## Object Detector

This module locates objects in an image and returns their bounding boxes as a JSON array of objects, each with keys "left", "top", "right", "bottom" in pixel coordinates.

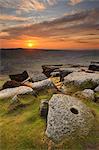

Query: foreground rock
[
  {"left": 9, "top": 70, "right": 33, "bottom": 82},
  {"left": 46, "top": 94, "right": 94, "bottom": 142},
  {"left": 42, "top": 64, "right": 87, "bottom": 81},
  {"left": 64, "top": 71, "right": 99, "bottom": 89},
  {"left": 94, "top": 85, "right": 99, "bottom": 92},
  {"left": 31, "top": 72, "right": 47, "bottom": 82},
  {"left": 88, "top": 62, "right": 99, "bottom": 71},
  {"left": 24, "top": 78, "right": 55, "bottom": 91},
  {"left": 42, "top": 65, "right": 62, "bottom": 77},
  {"left": 82, "top": 89, "right": 95, "bottom": 100},
  {"left": 0, "top": 86, "right": 34, "bottom": 100},
  {"left": 2, "top": 80, "right": 22, "bottom": 89},
  {"left": 74, "top": 89, "right": 95, "bottom": 101}
]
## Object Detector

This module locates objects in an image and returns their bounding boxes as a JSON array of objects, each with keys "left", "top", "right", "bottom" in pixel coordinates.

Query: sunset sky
[{"left": 0, "top": 0, "right": 99, "bottom": 49}]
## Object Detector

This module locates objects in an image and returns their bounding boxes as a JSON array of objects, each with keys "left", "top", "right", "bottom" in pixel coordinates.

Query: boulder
[
  {"left": 0, "top": 86, "right": 35, "bottom": 99},
  {"left": 64, "top": 71, "right": 99, "bottom": 89},
  {"left": 46, "top": 94, "right": 94, "bottom": 142},
  {"left": 24, "top": 79, "right": 55, "bottom": 91},
  {"left": 74, "top": 89, "right": 95, "bottom": 101},
  {"left": 81, "top": 89, "right": 95, "bottom": 101},
  {"left": 42, "top": 64, "right": 88, "bottom": 81},
  {"left": 94, "top": 86, "right": 99, "bottom": 92},
  {"left": 42, "top": 65, "right": 62, "bottom": 77},
  {"left": 59, "top": 67, "right": 81, "bottom": 81},
  {"left": 88, "top": 62, "right": 99, "bottom": 71},
  {"left": 40, "top": 100, "right": 49, "bottom": 119},
  {"left": 9, "top": 71, "right": 33, "bottom": 82},
  {"left": 31, "top": 72, "right": 47, "bottom": 82},
  {"left": 2, "top": 80, "right": 22, "bottom": 89}
]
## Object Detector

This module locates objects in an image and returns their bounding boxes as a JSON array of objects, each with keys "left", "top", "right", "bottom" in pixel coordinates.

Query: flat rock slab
[
  {"left": 24, "top": 78, "right": 55, "bottom": 91},
  {"left": 46, "top": 94, "right": 94, "bottom": 142},
  {"left": 0, "top": 86, "right": 34, "bottom": 99},
  {"left": 64, "top": 71, "right": 99, "bottom": 89}
]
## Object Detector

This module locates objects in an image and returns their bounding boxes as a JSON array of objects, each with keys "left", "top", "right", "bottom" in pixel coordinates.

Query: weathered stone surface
[
  {"left": 46, "top": 94, "right": 94, "bottom": 142},
  {"left": 0, "top": 86, "right": 34, "bottom": 99},
  {"left": 40, "top": 100, "right": 49, "bottom": 119},
  {"left": 64, "top": 72, "right": 99, "bottom": 89},
  {"left": 50, "top": 72, "right": 60, "bottom": 77},
  {"left": 42, "top": 64, "right": 86, "bottom": 79},
  {"left": 31, "top": 72, "right": 47, "bottom": 82},
  {"left": 94, "top": 86, "right": 99, "bottom": 92},
  {"left": 81, "top": 89, "right": 95, "bottom": 100},
  {"left": 24, "top": 79, "right": 55, "bottom": 91},
  {"left": 2, "top": 80, "right": 22, "bottom": 89},
  {"left": 88, "top": 62, "right": 99, "bottom": 71},
  {"left": 9, "top": 71, "right": 31, "bottom": 82},
  {"left": 74, "top": 89, "right": 95, "bottom": 101},
  {"left": 42, "top": 65, "right": 62, "bottom": 77}
]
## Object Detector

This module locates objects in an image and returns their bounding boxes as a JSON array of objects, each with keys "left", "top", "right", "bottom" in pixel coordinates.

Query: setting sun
[
  {"left": 28, "top": 42, "right": 33, "bottom": 48},
  {"left": 26, "top": 40, "right": 38, "bottom": 48}
]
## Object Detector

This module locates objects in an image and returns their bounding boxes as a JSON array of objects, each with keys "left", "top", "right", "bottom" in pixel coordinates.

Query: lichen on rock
[
  {"left": 46, "top": 94, "right": 95, "bottom": 143},
  {"left": 64, "top": 71, "right": 99, "bottom": 90}
]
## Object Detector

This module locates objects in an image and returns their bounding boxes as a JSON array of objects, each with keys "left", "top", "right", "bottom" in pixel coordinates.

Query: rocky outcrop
[
  {"left": 74, "top": 89, "right": 95, "bottom": 101},
  {"left": 31, "top": 72, "right": 47, "bottom": 82},
  {"left": 42, "top": 65, "right": 62, "bottom": 77},
  {"left": 42, "top": 64, "right": 87, "bottom": 81},
  {"left": 24, "top": 78, "right": 55, "bottom": 91},
  {"left": 64, "top": 71, "right": 99, "bottom": 89},
  {"left": 9, "top": 71, "right": 33, "bottom": 82},
  {"left": 0, "top": 86, "right": 34, "bottom": 99},
  {"left": 94, "top": 85, "right": 99, "bottom": 92},
  {"left": 2, "top": 80, "right": 22, "bottom": 89},
  {"left": 88, "top": 62, "right": 99, "bottom": 71},
  {"left": 82, "top": 89, "right": 95, "bottom": 100},
  {"left": 46, "top": 94, "right": 94, "bottom": 142}
]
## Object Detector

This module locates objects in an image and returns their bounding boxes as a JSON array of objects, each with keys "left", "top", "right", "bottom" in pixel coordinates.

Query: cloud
[
  {"left": 1, "top": 8, "right": 99, "bottom": 40},
  {"left": 47, "top": 0, "right": 57, "bottom": 5},
  {"left": 20, "top": 0, "right": 46, "bottom": 12},
  {"left": 0, "top": 0, "right": 46, "bottom": 12},
  {"left": 0, "top": 15, "right": 28, "bottom": 22},
  {"left": 69, "top": 0, "right": 83, "bottom": 5},
  {"left": 0, "top": 0, "right": 59, "bottom": 14}
]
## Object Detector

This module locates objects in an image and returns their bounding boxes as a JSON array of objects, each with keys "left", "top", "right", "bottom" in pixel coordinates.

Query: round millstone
[{"left": 46, "top": 94, "right": 95, "bottom": 142}]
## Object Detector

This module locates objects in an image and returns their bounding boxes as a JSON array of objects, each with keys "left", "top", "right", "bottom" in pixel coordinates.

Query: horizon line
[{"left": 0, "top": 48, "right": 99, "bottom": 51}]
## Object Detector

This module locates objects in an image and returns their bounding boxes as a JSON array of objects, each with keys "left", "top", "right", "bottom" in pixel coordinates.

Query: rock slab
[
  {"left": 46, "top": 94, "right": 94, "bottom": 142},
  {"left": 64, "top": 71, "right": 99, "bottom": 89}
]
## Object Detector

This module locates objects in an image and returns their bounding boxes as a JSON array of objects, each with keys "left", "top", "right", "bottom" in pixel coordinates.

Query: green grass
[{"left": 0, "top": 80, "right": 99, "bottom": 150}]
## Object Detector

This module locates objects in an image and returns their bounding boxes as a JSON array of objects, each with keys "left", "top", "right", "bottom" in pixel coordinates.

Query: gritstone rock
[
  {"left": 64, "top": 71, "right": 99, "bottom": 89},
  {"left": 74, "top": 89, "right": 95, "bottom": 101},
  {"left": 94, "top": 85, "right": 99, "bottom": 92},
  {"left": 46, "top": 94, "right": 94, "bottom": 142}
]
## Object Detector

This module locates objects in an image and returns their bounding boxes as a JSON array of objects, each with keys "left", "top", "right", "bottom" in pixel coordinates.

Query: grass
[{"left": 0, "top": 80, "right": 99, "bottom": 150}]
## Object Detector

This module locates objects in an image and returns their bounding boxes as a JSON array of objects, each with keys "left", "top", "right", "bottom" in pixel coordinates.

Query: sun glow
[
  {"left": 28, "top": 42, "right": 33, "bottom": 48},
  {"left": 26, "top": 40, "right": 37, "bottom": 48}
]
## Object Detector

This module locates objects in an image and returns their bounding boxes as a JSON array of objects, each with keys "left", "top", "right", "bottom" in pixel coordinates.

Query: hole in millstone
[{"left": 70, "top": 107, "right": 79, "bottom": 114}]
